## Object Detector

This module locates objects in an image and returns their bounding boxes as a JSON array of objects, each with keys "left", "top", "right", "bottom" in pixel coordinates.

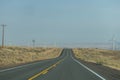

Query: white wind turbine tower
[
  {"left": 109, "top": 35, "right": 116, "bottom": 50},
  {"left": 112, "top": 35, "right": 116, "bottom": 50}
]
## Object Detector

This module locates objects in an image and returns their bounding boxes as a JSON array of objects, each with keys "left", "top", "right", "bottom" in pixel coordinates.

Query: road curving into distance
[{"left": 0, "top": 49, "right": 106, "bottom": 80}]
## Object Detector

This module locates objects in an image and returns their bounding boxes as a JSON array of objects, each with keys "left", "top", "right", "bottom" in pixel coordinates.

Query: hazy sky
[{"left": 0, "top": 0, "right": 120, "bottom": 46}]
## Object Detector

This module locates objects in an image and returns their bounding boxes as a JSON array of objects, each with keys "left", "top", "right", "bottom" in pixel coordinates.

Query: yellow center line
[{"left": 28, "top": 58, "right": 65, "bottom": 80}]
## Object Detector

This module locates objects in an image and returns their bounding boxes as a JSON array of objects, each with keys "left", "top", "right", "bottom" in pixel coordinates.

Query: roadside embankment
[
  {"left": 73, "top": 48, "right": 120, "bottom": 70},
  {"left": 0, "top": 46, "right": 62, "bottom": 68},
  {"left": 73, "top": 48, "right": 120, "bottom": 80}
]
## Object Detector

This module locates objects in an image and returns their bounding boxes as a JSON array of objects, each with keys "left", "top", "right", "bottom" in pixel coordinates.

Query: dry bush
[
  {"left": 73, "top": 48, "right": 120, "bottom": 70},
  {"left": 0, "top": 47, "right": 62, "bottom": 68}
]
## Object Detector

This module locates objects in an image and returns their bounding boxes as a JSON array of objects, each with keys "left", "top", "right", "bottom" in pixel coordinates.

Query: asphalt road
[{"left": 0, "top": 49, "right": 106, "bottom": 80}]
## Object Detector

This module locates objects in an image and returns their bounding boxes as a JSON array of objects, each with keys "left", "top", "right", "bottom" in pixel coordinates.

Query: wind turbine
[
  {"left": 109, "top": 35, "right": 116, "bottom": 50},
  {"left": 112, "top": 35, "right": 116, "bottom": 50}
]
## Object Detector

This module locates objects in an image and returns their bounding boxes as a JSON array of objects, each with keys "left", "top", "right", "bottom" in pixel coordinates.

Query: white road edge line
[
  {"left": 0, "top": 60, "right": 48, "bottom": 73},
  {"left": 0, "top": 49, "right": 64, "bottom": 73},
  {"left": 71, "top": 54, "right": 106, "bottom": 80}
]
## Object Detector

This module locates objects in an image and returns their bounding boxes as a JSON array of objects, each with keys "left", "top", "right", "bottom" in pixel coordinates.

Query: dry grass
[
  {"left": 0, "top": 46, "right": 62, "bottom": 68},
  {"left": 73, "top": 48, "right": 120, "bottom": 70}
]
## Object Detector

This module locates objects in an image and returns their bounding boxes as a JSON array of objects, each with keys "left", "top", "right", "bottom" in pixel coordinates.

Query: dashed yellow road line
[{"left": 28, "top": 59, "right": 65, "bottom": 80}]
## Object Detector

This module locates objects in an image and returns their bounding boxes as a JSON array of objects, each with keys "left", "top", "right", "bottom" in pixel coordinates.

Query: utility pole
[{"left": 1, "top": 24, "right": 7, "bottom": 48}]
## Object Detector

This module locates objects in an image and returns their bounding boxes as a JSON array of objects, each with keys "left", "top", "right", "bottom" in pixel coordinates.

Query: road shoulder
[{"left": 74, "top": 57, "right": 120, "bottom": 80}]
